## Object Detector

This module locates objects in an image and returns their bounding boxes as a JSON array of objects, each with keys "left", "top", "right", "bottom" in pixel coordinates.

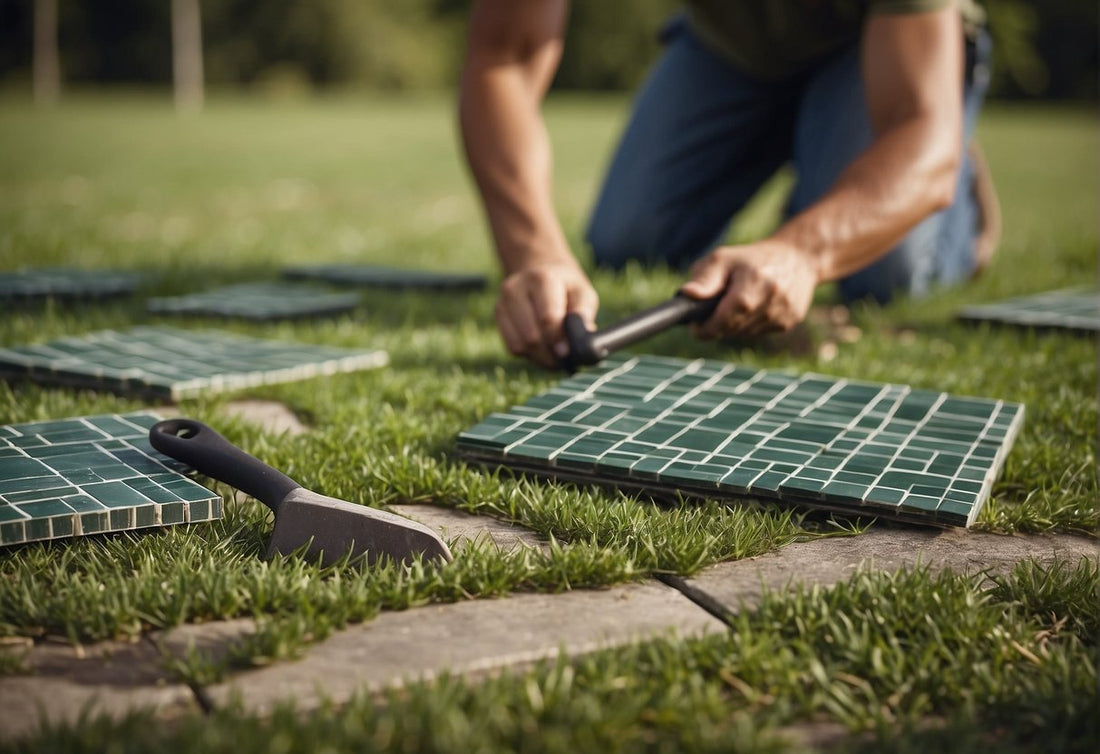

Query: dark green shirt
[{"left": 685, "top": 0, "right": 984, "bottom": 80}]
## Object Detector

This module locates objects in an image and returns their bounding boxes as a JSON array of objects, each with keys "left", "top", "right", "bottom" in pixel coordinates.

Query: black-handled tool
[
  {"left": 150, "top": 418, "right": 453, "bottom": 567},
  {"left": 561, "top": 292, "right": 721, "bottom": 372}
]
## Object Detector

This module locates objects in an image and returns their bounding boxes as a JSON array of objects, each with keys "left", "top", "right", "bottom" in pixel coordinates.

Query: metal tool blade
[{"left": 266, "top": 488, "right": 453, "bottom": 567}]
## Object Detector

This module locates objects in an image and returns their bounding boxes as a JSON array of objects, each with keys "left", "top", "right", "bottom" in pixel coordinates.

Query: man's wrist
[
  {"left": 498, "top": 236, "right": 577, "bottom": 276},
  {"left": 771, "top": 224, "right": 830, "bottom": 284}
]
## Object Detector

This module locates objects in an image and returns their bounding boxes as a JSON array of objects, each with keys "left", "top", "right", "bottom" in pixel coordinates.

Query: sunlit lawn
[{"left": 0, "top": 93, "right": 1095, "bottom": 752}]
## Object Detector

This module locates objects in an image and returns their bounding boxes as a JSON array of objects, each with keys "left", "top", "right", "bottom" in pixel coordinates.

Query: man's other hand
[
  {"left": 496, "top": 260, "right": 599, "bottom": 368},
  {"left": 680, "top": 240, "right": 820, "bottom": 339}
]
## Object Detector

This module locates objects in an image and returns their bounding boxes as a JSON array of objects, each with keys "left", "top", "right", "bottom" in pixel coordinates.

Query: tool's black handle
[
  {"left": 150, "top": 418, "right": 300, "bottom": 514},
  {"left": 562, "top": 292, "right": 721, "bottom": 371}
]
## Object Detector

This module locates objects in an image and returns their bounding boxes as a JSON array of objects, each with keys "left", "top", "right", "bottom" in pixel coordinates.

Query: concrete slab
[
  {"left": 682, "top": 526, "right": 1098, "bottom": 615},
  {"left": 0, "top": 637, "right": 198, "bottom": 742},
  {"left": 388, "top": 504, "right": 547, "bottom": 552},
  {"left": 204, "top": 580, "right": 724, "bottom": 715},
  {"left": 154, "top": 618, "right": 257, "bottom": 667},
  {"left": 222, "top": 399, "right": 308, "bottom": 436}
]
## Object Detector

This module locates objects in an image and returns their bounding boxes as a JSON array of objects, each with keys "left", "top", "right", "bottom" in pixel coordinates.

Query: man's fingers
[
  {"left": 698, "top": 266, "right": 763, "bottom": 338},
  {"left": 565, "top": 283, "right": 600, "bottom": 331},
  {"left": 680, "top": 254, "right": 728, "bottom": 300},
  {"left": 529, "top": 276, "right": 568, "bottom": 343},
  {"left": 497, "top": 288, "right": 555, "bottom": 367},
  {"left": 495, "top": 306, "right": 524, "bottom": 356}
]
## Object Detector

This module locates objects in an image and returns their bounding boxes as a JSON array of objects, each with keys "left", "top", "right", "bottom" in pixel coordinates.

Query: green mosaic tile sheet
[
  {"left": 0, "top": 412, "right": 221, "bottom": 547},
  {"left": 148, "top": 282, "right": 360, "bottom": 321},
  {"left": 958, "top": 287, "right": 1099, "bottom": 334},
  {"left": 0, "top": 268, "right": 140, "bottom": 303},
  {"left": 456, "top": 355, "right": 1025, "bottom": 528},
  {"left": 284, "top": 264, "right": 487, "bottom": 292},
  {"left": 0, "top": 326, "right": 388, "bottom": 401}
]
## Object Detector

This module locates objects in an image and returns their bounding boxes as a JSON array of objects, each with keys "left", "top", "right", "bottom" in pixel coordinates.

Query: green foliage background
[{"left": 0, "top": 0, "right": 1095, "bottom": 98}]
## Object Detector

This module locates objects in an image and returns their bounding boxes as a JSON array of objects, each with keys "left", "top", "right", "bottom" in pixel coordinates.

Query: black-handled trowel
[
  {"left": 149, "top": 418, "right": 453, "bottom": 567},
  {"left": 560, "top": 292, "right": 721, "bottom": 373}
]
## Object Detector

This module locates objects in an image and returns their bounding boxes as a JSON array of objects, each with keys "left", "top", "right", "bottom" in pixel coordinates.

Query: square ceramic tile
[
  {"left": 0, "top": 326, "right": 388, "bottom": 401},
  {"left": 958, "top": 287, "right": 1099, "bottom": 334},
  {"left": 0, "top": 412, "right": 221, "bottom": 547},
  {"left": 284, "top": 264, "right": 487, "bottom": 292},
  {"left": 0, "top": 268, "right": 140, "bottom": 303},
  {"left": 456, "top": 355, "right": 1025, "bottom": 527},
  {"left": 148, "top": 282, "right": 359, "bottom": 321}
]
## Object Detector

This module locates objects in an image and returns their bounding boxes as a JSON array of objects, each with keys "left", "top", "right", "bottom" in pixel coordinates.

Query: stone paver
[
  {"left": 154, "top": 618, "right": 257, "bottom": 668},
  {"left": 388, "top": 504, "right": 547, "bottom": 552},
  {"left": 2, "top": 524, "right": 1094, "bottom": 739},
  {"left": 682, "top": 526, "right": 1098, "bottom": 614},
  {"left": 0, "top": 637, "right": 199, "bottom": 742},
  {"left": 204, "top": 581, "right": 724, "bottom": 715},
  {"left": 222, "top": 399, "right": 309, "bottom": 436}
]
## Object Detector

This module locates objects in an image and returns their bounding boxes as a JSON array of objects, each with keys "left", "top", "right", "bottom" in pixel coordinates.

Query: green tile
[
  {"left": 25, "top": 517, "right": 51, "bottom": 541},
  {"left": 81, "top": 511, "right": 108, "bottom": 534},
  {"left": 124, "top": 478, "right": 178, "bottom": 504},
  {"left": 161, "top": 502, "right": 186, "bottom": 526},
  {"left": 85, "top": 481, "right": 151, "bottom": 508},
  {"left": 0, "top": 456, "right": 54, "bottom": 480},
  {"left": 719, "top": 467, "right": 764, "bottom": 494},
  {"left": 134, "top": 504, "right": 157, "bottom": 528},
  {"left": 749, "top": 447, "right": 813, "bottom": 466},
  {"left": 455, "top": 354, "right": 1023, "bottom": 528},
  {"left": 148, "top": 282, "right": 360, "bottom": 321},
  {"left": 0, "top": 506, "right": 25, "bottom": 524},
  {"left": 0, "top": 326, "right": 387, "bottom": 400},
  {"left": 0, "top": 412, "right": 221, "bottom": 547},
  {"left": 750, "top": 470, "right": 792, "bottom": 493},
  {"left": 867, "top": 487, "right": 907, "bottom": 505},
  {"left": 62, "top": 494, "right": 105, "bottom": 513},
  {"left": 958, "top": 288, "right": 1099, "bottom": 334},
  {"left": 0, "top": 521, "right": 25, "bottom": 544},
  {"left": 50, "top": 515, "right": 75, "bottom": 538},
  {"left": 0, "top": 475, "right": 61, "bottom": 496},
  {"left": 188, "top": 499, "right": 211, "bottom": 522},
  {"left": 899, "top": 494, "right": 941, "bottom": 513},
  {"left": 284, "top": 264, "right": 486, "bottom": 291},
  {"left": 937, "top": 500, "right": 974, "bottom": 521},
  {"left": 630, "top": 456, "right": 671, "bottom": 480},
  {"left": 109, "top": 509, "right": 131, "bottom": 529},
  {"left": 0, "top": 268, "right": 140, "bottom": 302},
  {"left": 779, "top": 476, "right": 827, "bottom": 499}
]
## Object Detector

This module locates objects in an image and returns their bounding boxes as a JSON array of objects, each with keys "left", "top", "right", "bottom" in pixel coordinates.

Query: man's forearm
[
  {"left": 774, "top": 8, "right": 963, "bottom": 285},
  {"left": 773, "top": 113, "right": 960, "bottom": 283},
  {"left": 459, "top": 65, "right": 573, "bottom": 274}
]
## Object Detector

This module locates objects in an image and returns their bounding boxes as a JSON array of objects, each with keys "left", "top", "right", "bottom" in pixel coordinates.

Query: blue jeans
[{"left": 586, "top": 17, "right": 993, "bottom": 304}]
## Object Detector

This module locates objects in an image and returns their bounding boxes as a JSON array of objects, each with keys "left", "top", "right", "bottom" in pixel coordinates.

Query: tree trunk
[
  {"left": 33, "top": 0, "right": 60, "bottom": 106},
  {"left": 171, "top": 0, "right": 204, "bottom": 113}
]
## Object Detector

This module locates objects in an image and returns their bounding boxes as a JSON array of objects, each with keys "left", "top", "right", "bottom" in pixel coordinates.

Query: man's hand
[
  {"left": 496, "top": 260, "right": 599, "bottom": 368},
  {"left": 680, "top": 239, "right": 820, "bottom": 339}
]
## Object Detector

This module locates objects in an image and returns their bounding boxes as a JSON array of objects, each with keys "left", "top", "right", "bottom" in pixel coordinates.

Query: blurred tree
[
  {"left": 171, "top": 0, "right": 203, "bottom": 111},
  {"left": 33, "top": 0, "right": 60, "bottom": 104},
  {"left": 0, "top": 0, "right": 1094, "bottom": 99}
]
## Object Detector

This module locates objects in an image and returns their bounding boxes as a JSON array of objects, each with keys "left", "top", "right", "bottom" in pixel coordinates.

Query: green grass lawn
[{"left": 0, "top": 94, "right": 1096, "bottom": 751}]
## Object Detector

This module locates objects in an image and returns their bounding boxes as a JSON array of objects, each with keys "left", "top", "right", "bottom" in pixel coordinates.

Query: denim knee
[
  {"left": 837, "top": 216, "right": 938, "bottom": 304},
  {"left": 587, "top": 208, "right": 675, "bottom": 270},
  {"left": 587, "top": 213, "right": 647, "bottom": 270}
]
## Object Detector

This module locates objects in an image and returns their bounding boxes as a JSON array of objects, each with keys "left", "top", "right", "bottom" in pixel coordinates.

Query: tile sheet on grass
[
  {"left": 148, "top": 282, "right": 360, "bottom": 321},
  {"left": 0, "top": 412, "right": 221, "bottom": 547},
  {"left": 0, "top": 268, "right": 140, "bottom": 303},
  {"left": 958, "top": 287, "right": 1099, "bottom": 334},
  {"left": 456, "top": 355, "right": 1025, "bottom": 527},
  {"left": 284, "top": 264, "right": 487, "bottom": 292},
  {"left": 0, "top": 326, "right": 388, "bottom": 401}
]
